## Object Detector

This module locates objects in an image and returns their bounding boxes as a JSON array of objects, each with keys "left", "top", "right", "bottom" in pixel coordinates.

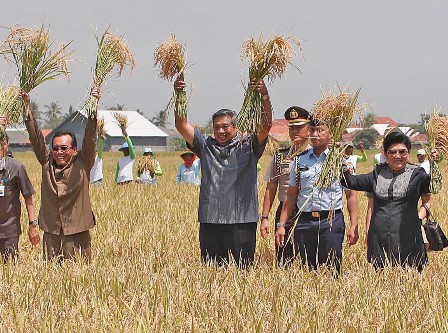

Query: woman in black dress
[{"left": 341, "top": 131, "right": 431, "bottom": 271}]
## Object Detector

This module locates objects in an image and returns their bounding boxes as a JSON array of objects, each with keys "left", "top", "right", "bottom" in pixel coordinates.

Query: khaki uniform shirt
[
  {"left": 0, "top": 157, "right": 35, "bottom": 238},
  {"left": 25, "top": 115, "right": 97, "bottom": 235}
]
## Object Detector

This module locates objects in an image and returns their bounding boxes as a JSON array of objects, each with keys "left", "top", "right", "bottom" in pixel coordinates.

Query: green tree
[
  {"left": 151, "top": 110, "right": 169, "bottom": 127},
  {"left": 353, "top": 128, "right": 379, "bottom": 149},
  {"left": 169, "top": 137, "right": 186, "bottom": 151},
  {"left": 362, "top": 112, "right": 376, "bottom": 128},
  {"left": 68, "top": 105, "right": 75, "bottom": 115},
  {"left": 30, "top": 100, "right": 44, "bottom": 127},
  {"left": 109, "top": 104, "right": 125, "bottom": 111},
  {"left": 196, "top": 119, "right": 213, "bottom": 135},
  {"left": 44, "top": 101, "right": 63, "bottom": 129}
]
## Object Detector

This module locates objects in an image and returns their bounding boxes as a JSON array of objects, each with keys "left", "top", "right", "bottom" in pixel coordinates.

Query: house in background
[
  {"left": 46, "top": 110, "right": 169, "bottom": 152},
  {"left": 6, "top": 125, "right": 52, "bottom": 152}
]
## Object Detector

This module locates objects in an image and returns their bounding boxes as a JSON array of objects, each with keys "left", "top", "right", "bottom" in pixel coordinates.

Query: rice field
[{"left": 2, "top": 149, "right": 448, "bottom": 332}]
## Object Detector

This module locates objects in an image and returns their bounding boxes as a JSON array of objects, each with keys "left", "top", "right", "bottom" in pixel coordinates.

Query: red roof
[
  {"left": 374, "top": 116, "right": 398, "bottom": 127},
  {"left": 269, "top": 119, "right": 289, "bottom": 142}
]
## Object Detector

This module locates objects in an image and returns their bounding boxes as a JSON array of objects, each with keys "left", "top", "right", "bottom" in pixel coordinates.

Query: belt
[{"left": 301, "top": 209, "right": 342, "bottom": 219}]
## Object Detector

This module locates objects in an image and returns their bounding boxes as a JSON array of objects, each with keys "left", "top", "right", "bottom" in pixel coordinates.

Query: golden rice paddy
[{"left": 2, "top": 150, "right": 448, "bottom": 332}]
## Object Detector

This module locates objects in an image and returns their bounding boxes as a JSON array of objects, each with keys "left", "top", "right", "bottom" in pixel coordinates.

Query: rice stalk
[
  {"left": 0, "top": 84, "right": 21, "bottom": 142},
  {"left": 137, "top": 155, "right": 156, "bottom": 177},
  {"left": 82, "top": 27, "right": 135, "bottom": 118},
  {"left": 112, "top": 111, "right": 128, "bottom": 132},
  {"left": 154, "top": 35, "right": 188, "bottom": 118},
  {"left": 97, "top": 118, "right": 106, "bottom": 139},
  {"left": 312, "top": 86, "right": 364, "bottom": 188},
  {"left": 238, "top": 34, "right": 302, "bottom": 134},
  {"left": 423, "top": 108, "right": 448, "bottom": 193},
  {"left": 0, "top": 24, "right": 72, "bottom": 116}
]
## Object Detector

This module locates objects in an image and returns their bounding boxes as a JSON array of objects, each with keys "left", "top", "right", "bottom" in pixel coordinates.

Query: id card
[{"left": 0, "top": 185, "right": 4, "bottom": 197}]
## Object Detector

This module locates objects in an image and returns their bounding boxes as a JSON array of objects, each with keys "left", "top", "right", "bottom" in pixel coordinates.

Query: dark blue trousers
[{"left": 294, "top": 211, "right": 345, "bottom": 274}]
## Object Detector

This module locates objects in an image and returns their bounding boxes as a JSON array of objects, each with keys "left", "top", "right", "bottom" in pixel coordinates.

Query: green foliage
[
  {"left": 353, "top": 128, "right": 379, "bottom": 149},
  {"left": 151, "top": 110, "right": 169, "bottom": 127},
  {"left": 43, "top": 101, "right": 63, "bottom": 129},
  {"left": 169, "top": 137, "right": 186, "bottom": 151}
]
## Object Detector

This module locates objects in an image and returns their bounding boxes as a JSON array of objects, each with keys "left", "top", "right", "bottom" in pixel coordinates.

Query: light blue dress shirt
[{"left": 289, "top": 148, "right": 343, "bottom": 212}]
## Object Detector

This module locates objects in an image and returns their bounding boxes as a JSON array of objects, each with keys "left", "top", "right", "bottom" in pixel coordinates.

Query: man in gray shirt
[
  {"left": 0, "top": 117, "right": 40, "bottom": 262},
  {"left": 174, "top": 78, "right": 272, "bottom": 267}
]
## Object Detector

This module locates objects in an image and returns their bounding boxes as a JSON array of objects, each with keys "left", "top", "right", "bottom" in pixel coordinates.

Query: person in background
[
  {"left": 90, "top": 131, "right": 105, "bottom": 186},
  {"left": 137, "top": 147, "right": 163, "bottom": 185},
  {"left": 260, "top": 106, "right": 310, "bottom": 265},
  {"left": 115, "top": 128, "right": 135, "bottom": 185},
  {"left": 174, "top": 77, "right": 271, "bottom": 268},
  {"left": 342, "top": 141, "right": 367, "bottom": 173},
  {"left": 416, "top": 148, "right": 430, "bottom": 174},
  {"left": 342, "top": 131, "right": 430, "bottom": 271},
  {"left": 176, "top": 149, "right": 200, "bottom": 185},
  {"left": 0, "top": 117, "right": 39, "bottom": 262},
  {"left": 276, "top": 118, "right": 359, "bottom": 275},
  {"left": 22, "top": 87, "right": 101, "bottom": 261}
]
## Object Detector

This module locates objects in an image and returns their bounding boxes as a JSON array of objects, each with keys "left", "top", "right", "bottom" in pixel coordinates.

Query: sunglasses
[
  {"left": 386, "top": 149, "right": 408, "bottom": 156},
  {"left": 52, "top": 145, "right": 72, "bottom": 152}
]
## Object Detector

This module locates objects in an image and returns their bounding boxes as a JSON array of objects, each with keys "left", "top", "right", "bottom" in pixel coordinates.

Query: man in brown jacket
[{"left": 21, "top": 88, "right": 101, "bottom": 261}]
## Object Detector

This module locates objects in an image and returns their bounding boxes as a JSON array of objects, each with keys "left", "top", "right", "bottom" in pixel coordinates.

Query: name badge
[{"left": 0, "top": 185, "right": 4, "bottom": 197}]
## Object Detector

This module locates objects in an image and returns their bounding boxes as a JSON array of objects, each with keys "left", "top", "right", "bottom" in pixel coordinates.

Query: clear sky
[{"left": 1, "top": 0, "right": 447, "bottom": 127}]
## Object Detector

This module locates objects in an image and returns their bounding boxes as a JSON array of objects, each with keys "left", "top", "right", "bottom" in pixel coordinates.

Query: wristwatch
[{"left": 29, "top": 220, "right": 38, "bottom": 226}]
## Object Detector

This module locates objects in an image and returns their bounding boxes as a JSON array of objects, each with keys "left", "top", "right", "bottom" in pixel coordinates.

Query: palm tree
[
  {"left": 30, "top": 100, "right": 44, "bottom": 127},
  {"left": 150, "top": 110, "right": 169, "bottom": 127},
  {"left": 44, "top": 101, "right": 63, "bottom": 129},
  {"left": 108, "top": 103, "right": 125, "bottom": 111}
]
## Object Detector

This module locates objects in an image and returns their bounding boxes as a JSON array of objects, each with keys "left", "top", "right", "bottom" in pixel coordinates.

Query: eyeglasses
[
  {"left": 213, "top": 124, "right": 233, "bottom": 131},
  {"left": 52, "top": 145, "right": 72, "bottom": 152},
  {"left": 387, "top": 149, "right": 408, "bottom": 156}
]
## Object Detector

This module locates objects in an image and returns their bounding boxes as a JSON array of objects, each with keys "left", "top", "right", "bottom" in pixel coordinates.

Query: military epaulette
[{"left": 297, "top": 148, "right": 310, "bottom": 158}]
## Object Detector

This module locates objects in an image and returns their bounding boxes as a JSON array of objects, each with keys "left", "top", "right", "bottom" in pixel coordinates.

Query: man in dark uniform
[
  {"left": 275, "top": 118, "right": 359, "bottom": 274},
  {"left": 260, "top": 106, "right": 310, "bottom": 265}
]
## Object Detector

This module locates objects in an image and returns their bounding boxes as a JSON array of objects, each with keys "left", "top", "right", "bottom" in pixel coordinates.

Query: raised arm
[
  {"left": 356, "top": 142, "right": 367, "bottom": 162},
  {"left": 249, "top": 79, "right": 272, "bottom": 146},
  {"left": 21, "top": 92, "right": 48, "bottom": 165},
  {"left": 154, "top": 160, "right": 163, "bottom": 176},
  {"left": 97, "top": 136, "right": 104, "bottom": 159},
  {"left": 173, "top": 79, "right": 195, "bottom": 146},
  {"left": 80, "top": 87, "right": 101, "bottom": 171}
]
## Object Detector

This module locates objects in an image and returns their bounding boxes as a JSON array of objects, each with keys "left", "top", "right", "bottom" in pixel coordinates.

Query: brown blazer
[{"left": 25, "top": 115, "right": 97, "bottom": 235}]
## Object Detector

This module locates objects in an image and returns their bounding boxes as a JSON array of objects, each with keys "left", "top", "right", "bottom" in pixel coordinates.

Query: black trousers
[
  {"left": 0, "top": 236, "right": 19, "bottom": 263},
  {"left": 199, "top": 222, "right": 257, "bottom": 268},
  {"left": 294, "top": 211, "right": 345, "bottom": 274}
]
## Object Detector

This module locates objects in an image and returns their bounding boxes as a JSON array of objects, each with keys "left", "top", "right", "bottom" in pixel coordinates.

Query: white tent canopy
[{"left": 96, "top": 110, "right": 168, "bottom": 138}]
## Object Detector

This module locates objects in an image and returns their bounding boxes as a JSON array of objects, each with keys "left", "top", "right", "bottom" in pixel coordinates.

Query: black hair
[
  {"left": 309, "top": 116, "right": 326, "bottom": 127},
  {"left": 52, "top": 131, "right": 77, "bottom": 147},
  {"left": 383, "top": 132, "right": 411, "bottom": 152},
  {"left": 212, "top": 109, "right": 237, "bottom": 126}
]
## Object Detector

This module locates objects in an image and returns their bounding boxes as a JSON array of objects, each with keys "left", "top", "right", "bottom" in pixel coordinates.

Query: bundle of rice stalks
[
  {"left": 112, "top": 111, "right": 128, "bottom": 133},
  {"left": 312, "top": 86, "right": 363, "bottom": 188},
  {"left": 0, "top": 24, "right": 72, "bottom": 115},
  {"left": 153, "top": 35, "right": 188, "bottom": 118},
  {"left": 97, "top": 118, "right": 106, "bottom": 139},
  {"left": 137, "top": 155, "right": 156, "bottom": 177},
  {"left": 0, "top": 85, "right": 21, "bottom": 142},
  {"left": 423, "top": 108, "right": 448, "bottom": 193},
  {"left": 238, "top": 34, "right": 302, "bottom": 134},
  {"left": 82, "top": 27, "right": 135, "bottom": 118}
]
